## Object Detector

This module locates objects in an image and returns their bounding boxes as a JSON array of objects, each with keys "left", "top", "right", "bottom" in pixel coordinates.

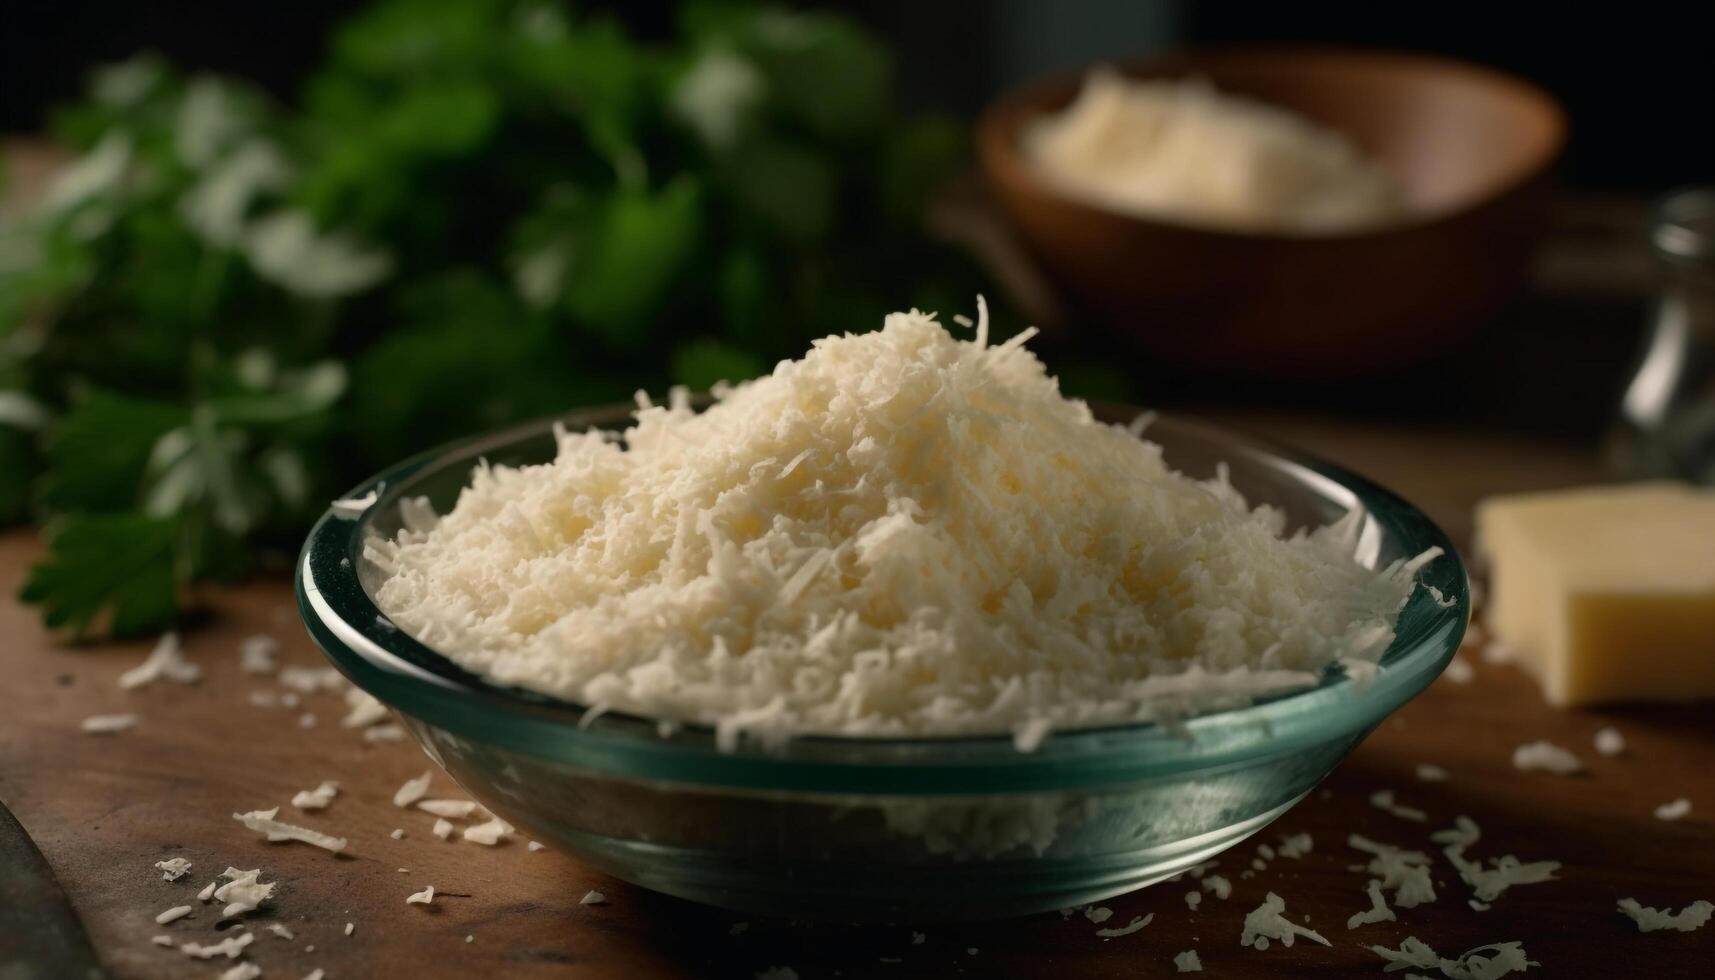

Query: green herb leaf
[
  {"left": 18, "top": 511, "right": 179, "bottom": 636},
  {"left": 37, "top": 389, "right": 189, "bottom": 513}
]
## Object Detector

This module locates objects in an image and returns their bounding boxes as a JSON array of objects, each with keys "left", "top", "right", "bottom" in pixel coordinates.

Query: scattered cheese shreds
[
  {"left": 369, "top": 306, "right": 1426, "bottom": 749},
  {"left": 151, "top": 936, "right": 174, "bottom": 947},
  {"left": 1347, "top": 880, "right": 1396, "bottom": 929},
  {"left": 1173, "top": 950, "right": 1203, "bottom": 973},
  {"left": 214, "top": 868, "right": 276, "bottom": 918},
  {"left": 155, "top": 857, "right": 193, "bottom": 881},
  {"left": 1594, "top": 727, "right": 1625, "bottom": 756},
  {"left": 390, "top": 829, "right": 405, "bottom": 840},
  {"left": 463, "top": 816, "right": 514, "bottom": 846},
  {"left": 81, "top": 713, "right": 139, "bottom": 735},
  {"left": 1239, "top": 893, "right": 1329, "bottom": 950},
  {"left": 393, "top": 771, "right": 433, "bottom": 808},
  {"left": 1096, "top": 913, "right": 1153, "bottom": 938},
  {"left": 1349, "top": 835, "right": 1436, "bottom": 908},
  {"left": 1617, "top": 897, "right": 1713, "bottom": 933},
  {"left": 155, "top": 905, "right": 193, "bottom": 925},
  {"left": 1277, "top": 832, "right": 1313, "bottom": 859},
  {"left": 527, "top": 840, "right": 546, "bottom": 852},
  {"left": 233, "top": 807, "right": 348, "bottom": 853},
  {"left": 239, "top": 635, "right": 279, "bottom": 674},
  {"left": 198, "top": 880, "right": 218, "bottom": 902},
  {"left": 331, "top": 489, "right": 380, "bottom": 519},
  {"left": 1184, "top": 891, "right": 1202, "bottom": 910},
  {"left": 407, "top": 885, "right": 436, "bottom": 906},
  {"left": 364, "top": 722, "right": 406, "bottom": 742},
  {"left": 417, "top": 799, "right": 478, "bottom": 819},
  {"left": 278, "top": 666, "right": 343, "bottom": 694},
  {"left": 1433, "top": 816, "right": 1560, "bottom": 903},
  {"left": 580, "top": 890, "right": 607, "bottom": 906},
  {"left": 1416, "top": 764, "right": 1449, "bottom": 782},
  {"left": 345, "top": 922, "right": 355, "bottom": 936},
  {"left": 432, "top": 818, "right": 454, "bottom": 840},
  {"left": 291, "top": 780, "right": 340, "bottom": 811},
  {"left": 268, "top": 923, "right": 295, "bottom": 940},
  {"left": 1511, "top": 741, "right": 1581, "bottom": 774},
  {"left": 119, "top": 632, "right": 200, "bottom": 689},
  {"left": 1202, "top": 875, "right": 1232, "bottom": 900},
  {"left": 1653, "top": 798, "right": 1691, "bottom": 821},
  {"left": 1083, "top": 906, "right": 1113, "bottom": 924},
  {"left": 304, "top": 970, "right": 325, "bottom": 980},
  {"left": 220, "top": 963, "right": 262, "bottom": 980},
  {"left": 342, "top": 688, "right": 391, "bottom": 728},
  {"left": 180, "top": 931, "right": 254, "bottom": 959},
  {"left": 1370, "top": 789, "right": 1428, "bottom": 822}
]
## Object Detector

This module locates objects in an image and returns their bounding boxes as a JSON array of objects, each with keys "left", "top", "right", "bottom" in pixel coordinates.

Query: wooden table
[{"left": 1, "top": 415, "right": 1710, "bottom": 979}]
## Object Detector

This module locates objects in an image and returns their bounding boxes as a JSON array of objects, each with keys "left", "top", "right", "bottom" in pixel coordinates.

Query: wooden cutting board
[{"left": 1, "top": 415, "right": 1710, "bottom": 979}]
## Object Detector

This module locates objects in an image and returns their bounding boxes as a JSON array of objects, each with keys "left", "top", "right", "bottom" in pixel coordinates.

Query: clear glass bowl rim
[{"left": 296, "top": 405, "right": 1468, "bottom": 796}]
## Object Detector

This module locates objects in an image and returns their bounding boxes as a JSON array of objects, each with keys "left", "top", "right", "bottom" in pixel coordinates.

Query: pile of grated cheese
[{"left": 370, "top": 305, "right": 1425, "bottom": 749}]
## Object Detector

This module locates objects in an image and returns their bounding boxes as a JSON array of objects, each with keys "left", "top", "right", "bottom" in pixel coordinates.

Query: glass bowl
[{"left": 296, "top": 405, "right": 1467, "bottom": 922}]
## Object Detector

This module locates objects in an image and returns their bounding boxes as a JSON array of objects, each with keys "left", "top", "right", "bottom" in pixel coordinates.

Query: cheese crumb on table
[
  {"left": 1442, "top": 656, "right": 1475, "bottom": 684},
  {"left": 238, "top": 635, "right": 279, "bottom": 674},
  {"left": 1239, "top": 893, "right": 1329, "bottom": 950},
  {"left": 214, "top": 867, "right": 276, "bottom": 918},
  {"left": 179, "top": 932, "right": 254, "bottom": 959},
  {"left": 219, "top": 963, "right": 261, "bottom": 980},
  {"left": 154, "top": 905, "right": 193, "bottom": 925},
  {"left": 370, "top": 306, "right": 1429, "bottom": 749},
  {"left": 579, "top": 890, "right": 607, "bottom": 906},
  {"left": 291, "top": 780, "right": 340, "bottom": 811},
  {"left": 1346, "top": 880, "right": 1396, "bottom": 930},
  {"left": 432, "top": 818, "right": 454, "bottom": 840},
  {"left": 341, "top": 688, "right": 391, "bottom": 728},
  {"left": 463, "top": 816, "right": 514, "bottom": 846},
  {"left": 1653, "top": 798, "right": 1693, "bottom": 821},
  {"left": 1511, "top": 741, "right": 1582, "bottom": 774},
  {"left": 150, "top": 936, "right": 174, "bottom": 947},
  {"left": 406, "top": 885, "right": 435, "bottom": 906},
  {"left": 1368, "top": 937, "right": 1538, "bottom": 979},
  {"left": 1096, "top": 914, "right": 1152, "bottom": 939},
  {"left": 390, "top": 829, "right": 405, "bottom": 840},
  {"left": 344, "top": 922, "right": 355, "bottom": 936},
  {"left": 1173, "top": 949, "right": 1203, "bottom": 972},
  {"left": 267, "top": 924, "right": 295, "bottom": 940},
  {"left": 1477, "top": 483, "right": 1715, "bottom": 707},
  {"left": 1369, "top": 789, "right": 1428, "bottom": 822},
  {"left": 154, "top": 857, "right": 193, "bottom": 881},
  {"left": 1415, "top": 764, "right": 1449, "bottom": 782},
  {"left": 1201, "top": 876, "right": 1232, "bottom": 900},
  {"left": 119, "top": 633, "right": 200, "bottom": 689},
  {"left": 81, "top": 713, "right": 139, "bottom": 735},
  {"left": 1433, "top": 816, "right": 1560, "bottom": 903},
  {"left": 1082, "top": 906, "right": 1113, "bottom": 924},
  {"left": 1349, "top": 835, "right": 1436, "bottom": 908},
  {"left": 1276, "top": 833, "right": 1313, "bottom": 859},
  {"left": 1594, "top": 726, "right": 1626, "bottom": 756},
  {"left": 393, "top": 771, "right": 433, "bottom": 808},
  {"left": 232, "top": 808, "right": 348, "bottom": 853},
  {"left": 417, "top": 799, "right": 478, "bottom": 819},
  {"left": 1617, "top": 897, "right": 1713, "bottom": 933},
  {"left": 527, "top": 840, "right": 545, "bottom": 851}
]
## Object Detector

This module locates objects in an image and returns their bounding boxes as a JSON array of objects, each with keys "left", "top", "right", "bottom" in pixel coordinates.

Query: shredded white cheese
[
  {"left": 219, "top": 963, "right": 262, "bottom": 980},
  {"left": 1096, "top": 913, "right": 1152, "bottom": 939},
  {"left": 417, "top": 799, "right": 478, "bottom": 819},
  {"left": 393, "top": 771, "right": 433, "bottom": 808},
  {"left": 1369, "top": 937, "right": 1538, "bottom": 979},
  {"left": 214, "top": 867, "right": 276, "bottom": 918},
  {"left": 1653, "top": 798, "right": 1691, "bottom": 821},
  {"left": 1202, "top": 876, "right": 1232, "bottom": 901},
  {"left": 151, "top": 936, "right": 174, "bottom": 947},
  {"left": 1433, "top": 815, "right": 1560, "bottom": 903},
  {"left": 1511, "top": 741, "right": 1582, "bottom": 774},
  {"left": 232, "top": 808, "right": 348, "bottom": 853},
  {"left": 407, "top": 885, "right": 436, "bottom": 906},
  {"left": 1593, "top": 727, "right": 1625, "bottom": 756},
  {"left": 180, "top": 932, "right": 254, "bottom": 959},
  {"left": 291, "top": 780, "right": 340, "bottom": 811},
  {"left": 155, "top": 904, "right": 193, "bottom": 925},
  {"left": 341, "top": 688, "right": 391, "bottom": 728},
  {"left": 1349, "top": 834, "right": 1436, "bottom": 908},
  {"left": 119, "top": 632, "right": 200, "bottom": 689},
  {"left": 463, "top": 816, "right": 514, "bottom": 846},
  {"left": 370, "top": 306, "right": 1427, "bottom": 749},
  {"left": 363, "top": 723, "right": 406, "bottom": 742},
  {"left": 1184, "top": 891, "right": 1201, "bottom": 910},
  {"left": 304, "top": 970, "right": 325, "bottom": 980},
  {"left": 155, "top": 857, "right": 193, "bottom": 881},
  {"left": 81, "top": 713, "right": 140, "bottom": 734},
  {"left": 1277, "top": 833, "right": 1313, "bottom": 859},
  {"left": 391, "top": 829, "right": 405, "bottom": 840},
  {"left": 1346, "top": 880, "right": 1396, "bottom": 929},
  {"left": 432, "top": 818, "right": 454, "bottom": 840},
  {"left": 267, "top": 923, "right": 295, "bottom": 940},
  {"left": 580, "top": 890, "right": 607, "bottom": 906},
  {"left": 1416, "top": 764, "right": 1449, "bottom": 782},
  {"left": 1617, "top": 897, "right": 1713, "bottom": 933},
  {"left": 198, "top": 881, "right": 218, "bottom": 902},
  {"left": 527, "top": 840, "right": 546, "bottom": 852},
  {"left": 239, "top": 635, "right": 279, "bottom": 674},
  {"left": 331, "top": 489, "right": 381, "bottom": 519},
  {"left": 1239, "top": 893, "right": 1329, "bottom": 951},
  {"left": 1173, "top": 949, "right": 1203, "bottom": 972},
  {"left": 1083, "top": 906, "right": 1113, "bottom": 924},
  {"left": 1370, "top": 789, "right": 1428, "bottom": 822}
]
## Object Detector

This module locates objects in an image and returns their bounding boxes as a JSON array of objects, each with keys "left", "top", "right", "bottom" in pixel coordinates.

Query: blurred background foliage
[{"left": 0, "top": 0, "right": 986, "bottom": 635}]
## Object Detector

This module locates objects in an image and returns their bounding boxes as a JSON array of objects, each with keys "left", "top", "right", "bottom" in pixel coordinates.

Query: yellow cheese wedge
[{"left": 1476, "top": 482, "right": 1715, "bottom": 707}]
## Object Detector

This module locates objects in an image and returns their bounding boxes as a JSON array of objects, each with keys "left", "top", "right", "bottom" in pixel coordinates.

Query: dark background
[{"left": 3, "top": 1, "right": 1709, "bottom": 192}]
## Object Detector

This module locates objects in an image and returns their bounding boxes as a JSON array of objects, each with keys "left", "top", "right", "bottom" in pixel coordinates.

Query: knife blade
[{"left": 0, "top": 797, "right": 107, "bottom": 980}]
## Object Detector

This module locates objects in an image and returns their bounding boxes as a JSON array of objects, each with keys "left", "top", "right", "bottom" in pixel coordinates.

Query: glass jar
[{"left": 1609, "top": 188, "right": 1715, "bottom": 483}]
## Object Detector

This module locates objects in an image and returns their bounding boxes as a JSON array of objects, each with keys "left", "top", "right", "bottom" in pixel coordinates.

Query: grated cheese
[
  {"left": 1173, "top": 949, "right": 1203, "bottom": 972},
  {"left": 1096, "top": 913, "right": 1152, "bottom": 939},
  {"left": 432, "top": 819, "right": 454, "bottom": 840},
  {"left": 119, "top": 632, "right": 200, "bottom": 689},
  {"left": 1083, "top": 906, "right": 1113, "bottom": 924},
  {"left": 198, "top": 881, "right": 218, "bottom": 902},
  {"left": 1653, "top": 798, "right": 1692, "bottom": 821},
  {"left": 180, "top": 932, "right": 254, "bottom": 959},
  {"left": 267, "top": 923, "right": 295, "bottom": 940},
  {"left": 1201, "top": 876, "right": 1232, "bottom": 900},
  {"left": 407, "top": 885, "right": 435, "bottom": 906},
  {"left": 1349, "top": 834, "right": 1436, "bottom": 908},
  {"left": 1511, "top": 741, "right": 1581, "bottom": 774},
  {"left": 1442, "top": 656, "right": 1475, "bottom": 684},
  {"left": 391, "top": 829, "right": 405, "bottom": 840},
  {"left": 1239, "top": 893, "right": 1329, "bottom": 951},
  {"left": 1593, "top": 727, "right": 1625, "bottom": 756},
  {"left": 393, "top": 772, "right": 433, "bottom": 808},
  {"left": 1416, "top": 764, "right": 1449, "bottom": 782},
  {"left": 345, "top": 922, "right": 354, "bottom": 936},
  {"left": 81, "top": 713, "right": 139, "bottom": 734},
  {"left": 417, "top": 799, "right": 478, "bottom": 819},
  {"left": 341, "top": 688, "right": 391, "bottom": 728},
  {"left": 1369, "top": 937, "right": 1538, "bottom": 979},
  {"left": 233, "top": 808, "right": 348, "bottom": 853},
  {"left": 304, "top": 971, "right": 325, "bottom": 980},
  {"left": 151, "top": 935, "right": 174, "bottom": 946},
  {"left": 219, "top": 964, "right": 262, "bottom": 980},
  {"left": 1185, "top": 891, "right": 1201, "bottom": 910},
  {"left": 155, "top": 905, "right": 193, "bottom": 925},
  {"left": 1616, "top": 897, "right": 1713, "bottom": 933},
  {"left": 370, "top": 306, "right": 1427, "bottom": 749},
  {"left": 1369, "top": 789, "right": 1428, "bottom": 822},
  {"left": 239, "top": 635, "right": 279, "bottom": 674},
  {"left": 1433, "top": 816, "right": 1560, "bottom": 903},
  {"left": 580, "top": 890, "right": 607, "bottom": 906},
  {"left": 527, "top": 840, "right": 546, "bottom": 852},
  {"left": 291, "top": 780, "right": 340, "bottom": 811},
  {"left": 363, "top": 723, "right": 406, "bottom": 742},
  {"left": 214, "top": 867, "right": 276, "bottom": 918},
  {"left": 278, "top": 666, "right": 343, "bottom": 694},
  {"left": 155, "top": 857, "right": 193, "bottom": 881},
  {"left": 330, "top": 489, "right": 380, "bottom": 519},
  {"left": 1277, "top": 833, "right": 1313, "bottom": 859},
  {"left": 1346, "top": 880, "right": 1396, "bottom": 929},
  {"left": 463, "top": 816, "right": 514, "bottom": 846}
]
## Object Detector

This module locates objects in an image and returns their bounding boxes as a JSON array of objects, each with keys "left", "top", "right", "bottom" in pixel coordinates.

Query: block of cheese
[{"left": 1476, "top": 482, "right": 1715, "bottom": 707}]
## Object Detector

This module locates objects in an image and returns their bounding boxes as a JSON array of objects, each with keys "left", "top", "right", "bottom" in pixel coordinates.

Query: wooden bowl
[{"left": 977, "top": 47, "right": 1566, "bottom": 379}]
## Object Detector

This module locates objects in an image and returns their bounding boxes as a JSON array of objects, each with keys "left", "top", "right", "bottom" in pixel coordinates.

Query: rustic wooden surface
[{"left": 1, "top": 415, "right": 1711, "bottom": 980}]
